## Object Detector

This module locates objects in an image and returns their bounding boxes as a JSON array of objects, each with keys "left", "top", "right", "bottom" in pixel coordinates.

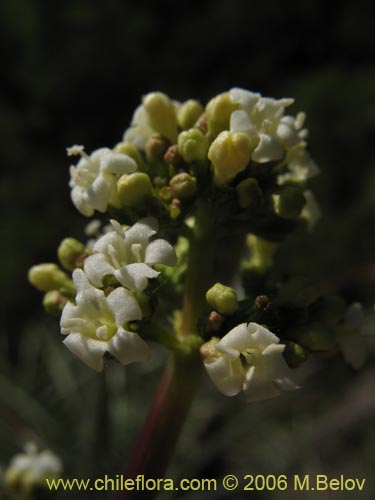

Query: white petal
[
  {"left": 247, "top": 323, "right": 280, "bottom": 350},
  {"left": 107, "top": 327, "right": 150, "bottom": 365},
  {"left": 252, "top": 133, "right": 284, "bottom": 163},
  {"left": 86, "top": 174, "right": 112, "bottom": 212},
  {"left": 100, "top": 150, "right": 137, "bottom": 175},
  {"left": 71, "top": 187, "right": 94, "bottom": 217},
  {"left": 106, "top": 287, "right": 142, "bottom": 325},
  {"left": 216, "top": 323, "right": 250, "bottom": 357},
  {"left": 204, "top": 356, "right": 244, "bottom": 396},
  {"left": 63, "top": 333, "right": 107, "bottom": 372},
  {"left": 230, "top": 110, "right": 255, "bottom": 136},
  {"left": 93, "top": 231, "right": 124, "bottom": 254},
  {"left": 83, "top": 253, "right": 114, "bottom": 288},
  {"left": 72, "top": 268, "right": 105, "bottom": 308},
  {"left": 243, "top": 363, "right": 281, "bottom": 402},
  {"left": 60, "top": 302, "right": 78, "bottom": 335},
  {"left": 125, "top": 217, "right": 158, "bottom": 245},
  {"left": 115, "top": 263, "right": 159, "bottom": 290},
  {"left": 229, "top": 88, "right": 260, "bottom": 110},
  {"left": 145, "top": 239, "right": 177, "bottom": 267}
]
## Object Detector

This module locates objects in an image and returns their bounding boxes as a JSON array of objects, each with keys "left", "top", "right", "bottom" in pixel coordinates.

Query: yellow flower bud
[
  {"left": 208, "top": 131, "right": 252, "bottom": 186},
  {"left": 169, "top": 173, "right": 197, "bottom": 198},
  {"left": 206, "top": 282, "right": 239, "bottom": 315},
  {"left": 177, "top": 100, "right": 203, "bottom": 129},
  {"left": 57, "top": 238, "right": 85, "bottom": 271},
  {"left": 28, "top": 264, "right": 73, "bottom": 292},
  {"left": 117, "top": 172, "right": 153, "bottom": 207},
  {"left": 178, "top": 128, "right": 208, "bottom": 162},
  {"left": 143, "top": 92, "right": 178, "bottom": 143},
  {"left": 205, "top": 92, "right": 237, "bottom": 137},
  {"left": 114, "top": 141, "right": 144, "bottom": 169}
]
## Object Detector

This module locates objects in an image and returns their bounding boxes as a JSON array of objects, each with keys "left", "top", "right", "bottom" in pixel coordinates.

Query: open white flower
[
  {"left": 60, "top": 269, "right": 150, "bottom": 371},
  {"left": 4, "top": 443, "right": 62, "bottom": 491},
  {"left": 202, "top": 322, "right": 299, "bottom": 402},
  {"left": 229, "top": 87, "right": 319, "bottom": 182},
  {"left": 83, "top": 217, "right": 177, "bottom": 291},
  {"left": 68, "top": 145, "right": 137, "bottom": 216}
]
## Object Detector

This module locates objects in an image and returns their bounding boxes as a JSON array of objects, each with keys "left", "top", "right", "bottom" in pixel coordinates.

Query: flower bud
[
  {"left": 28, "top": 264, "right": 74, "bottom": 293},
  {"left": 43, "top": 290, "right": 67, "bottom": 316},
  {"left": 114, "top": 141, "right": 144, "bottom": 169},
  {"left": 117, "top": 172, "right": 153, "bottom": 207},
  {"left": 145, "top": 133, "right": 171, "bottom": 162},
  {"left": 143, "top": 92, "right": 178, "bottom": 143},
  {"left": 164, "top": 145, "right": 184, "bottom": 168},
  {"left": 169, "top": 198, "right": 182, "bottom": 219},
  {"left": 169, "top": 173, "right": 197, "bottom": 198},
  {"left": 206, "top": 282, "right": 239, "bottom": 315},
  {"left": 57, "top": 238, "right": 85, "bottom": 271},
  {"left": 273, "top": 186, "right": 306, "bottom": 219},
  {"left": 289, "top": 323, "right": 336, "bottom": 352},
  {"left": 236, "top": 178, "right": 262, "bottom": 209},
  {"left": 177, "top": 100, "right": 203, "bottom": 130},
  {"left": 178, "top": 128, "right": 208, "bottom": 162},
  {"left": 284, "top": 341, "right": 308, "bottom": 368},
  {"left": 200, "top": 337, "right": 221, "bottom": 360},
  {"left": 208, "top": 131, "right": 252, "bottom": 186},
  {"left": 205, "top": 92, "right": 237, "bottom": 137}
]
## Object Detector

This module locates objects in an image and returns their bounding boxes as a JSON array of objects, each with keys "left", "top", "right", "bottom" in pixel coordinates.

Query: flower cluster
[{"left": 28, "top": 87, "right": 368, "bottom": 404}]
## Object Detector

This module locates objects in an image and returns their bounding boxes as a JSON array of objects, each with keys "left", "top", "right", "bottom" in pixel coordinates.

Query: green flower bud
[
  {"left": 43, "top": 290, "right": 67, "bottom": 316},
  {"left": 284, "top": 341, "right": 308, "bottom": 368},
  {"left": 208, "top": 131, "right": 253, "bottom": 187},
  {"left": 246, "top": 235, "right": 278, "bottom": 273},
  {"left": 143, "top": 92, "right": 178, "bottom": 143},
  {"left": 164, "top": 145, "right": 184, "bottom": 168},
  {"left": 145, "top": 133, "right": 171, "bottom": 162},
  {"left": 177, "top": 100, "right": 203, "bottom": 130},
  {"left": 236, "top": 178, "right": 262, "bottom": 209},
  {"left": 276, "top": 276, "right": 320, "bottom": 308},
  {"left": 169, "top": 173, "right": 197, "bottom": 198},
  {"left": 273, "top": 186, "right": 306, "bottom": 219},
  {"left": 114, "top": 141, "right": 144, "bottom": 169},
  {"left": 289, "top": 323, "right": 336, "bottom": 352},
  {"left": 169, "top": 198, "right": 181, "bottom": 220},
  {"left": 178, "top": 128, "right": 208, "bottom": 162},
  {"left": 28, "top": 264, "right": 74, "bottom": 293},
  {"left": 206, "top": 282, "right": 239, "bottom": 315},
  {"left": 57, "top": 238, "right": 84, "bottom": 271},
  {"left": 205, "top": 92, "right": 238, "bottom": 137},
  {"left": 117, "top": 172, "right": 153, "bottom": 207}
]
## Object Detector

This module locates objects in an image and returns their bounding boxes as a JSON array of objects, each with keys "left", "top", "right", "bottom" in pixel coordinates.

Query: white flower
[
  {"left": 60, "top": 269, "right": 150, "bottom": 371},
  {"left": 83, "top": 217, "right": 177, "bottom": 291},
  {"left": 4, "top": 443, "right": 62, "bottom": 490},
  {"left": 68, "top": 145, "right": 137, "bottom": 216},
  {"left": 202, "top": 322, "right": 299, "bottom": 402},
  {"left": 228, "top": 87, "right": 319, "bottom": 182}
]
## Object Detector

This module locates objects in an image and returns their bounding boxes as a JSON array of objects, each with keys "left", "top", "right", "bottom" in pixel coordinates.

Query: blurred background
[{"left": 0, "top": 0, "right": 374, "bottom": 498}]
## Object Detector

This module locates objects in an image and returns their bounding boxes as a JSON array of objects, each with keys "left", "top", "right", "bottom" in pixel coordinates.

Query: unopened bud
[
  {"left": 164, "top": 145, "right": 183, "bottom": 168},
  {"left": 57, "top": 238, "right": 85, "bottom": 271},
  {"left": 114, "top": 141, "right": 144, "bottom": 169},
  {"left": 145, "top": 134, "right": 171, "bottom": 162},
  {"left": 206, "top": 311, "right": 224, "bottom": 332},
  {"left": 178, "top": 128, "right": 208, "bottom": 162},
  {"left": 284, "top": 341, "right": 308, "bottom": 368},
  {"left": 169, "top": 198, "right": 181, "bottom": 219},
  {"left": 169, "top": 173, "right": 197, "bottom": 198},
  {"left": 43, "top": 290, "right": 68, "bottom": 316},
  {"left": 206, "top": 282, "right": 239, "bottom": 315},
  {"left": 143, "top": 92, "right": 178, "bottom": 143},
  {"left": 117, "top": 172, "right": 153, "bottom": 207},
  {"left": 236, "top": 178, "right": 262, "bottom": 209},
  {"left": 273, "top": 186, "right": 306, "bottom": 219},
  {"left": 290, "top": 323, "right": 336, "bottom": 352},
  {"left": 177, "top": 100, "right": 203, "bottom": 130},
  {"left": 28, "top": 264, "right": 74, "bottom": 293},
  {"left": 200, "top": 337, "right": 221, "bottom": 360},
  {"left": 205, "top": 92, "right": 238, "bottom": 137},
  {"left": 208, "top": 131, "right": 252, "bottom": 186}
]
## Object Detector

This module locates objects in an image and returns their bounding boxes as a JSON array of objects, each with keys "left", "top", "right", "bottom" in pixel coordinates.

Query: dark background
[{"left": 0, "top": 1, "right": 374, "bottom": 498}]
